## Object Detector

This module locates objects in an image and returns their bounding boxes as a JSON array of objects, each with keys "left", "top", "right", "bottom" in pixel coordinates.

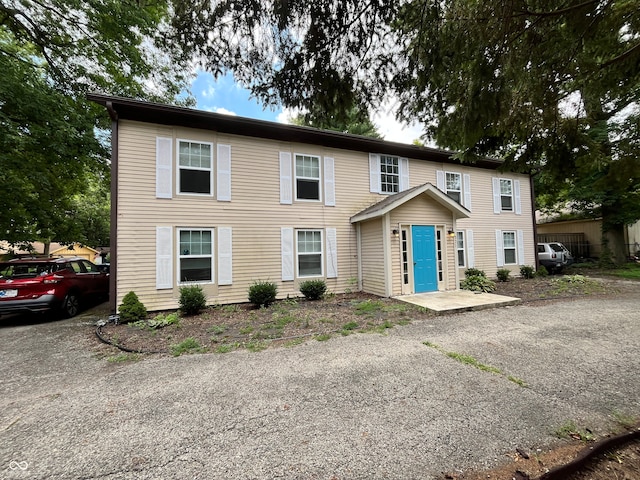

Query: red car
[{"left": 0, "top": 257, "right": 109, "bottom": 318}]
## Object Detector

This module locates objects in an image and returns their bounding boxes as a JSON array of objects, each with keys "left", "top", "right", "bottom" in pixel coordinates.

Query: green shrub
[
  {"left": 118, "top": 291, "right": 147, "bottom": 323},
  {"left": 460, "top": 274, "right": 496, "bottom": 293},
  {"left": 299, "top": 279, "right": 327, "bottom": 300},
  {"left": 496, "top": 268, "right": 511, "bottom": 282},
  {"left": 537, "top": 265, "right": 549, "bottom": 277},
  {"left": 464, "top": 267, "right": 487, "bottom": 278},
  {"left": 520, "top": 265, "right": 536, "bottom": 279},
  {"left": 248, "top": 280, "right": 278, "bottom": 307},
  {"left": 179, "top": 285, "right": 207, "bottom": 315}
]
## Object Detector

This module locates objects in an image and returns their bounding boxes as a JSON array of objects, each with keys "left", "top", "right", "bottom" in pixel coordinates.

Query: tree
[
  {"left": 0, "top": 1, "right": 192, "bottom": 247},
  {"left": 290, "top": 103, "right": 382, "bottom": 138},
  {"left": 169, "top": 0, "right": 639, "bottom": 262}
]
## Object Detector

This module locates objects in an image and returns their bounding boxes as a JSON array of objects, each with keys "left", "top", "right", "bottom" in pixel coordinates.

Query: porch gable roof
[{"left": 349, "top": 183, "right": 470, "bottom": 224}]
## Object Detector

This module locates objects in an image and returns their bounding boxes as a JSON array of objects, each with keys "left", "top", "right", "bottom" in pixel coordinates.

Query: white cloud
[
  {"left": 215, "top": 107, "right": 237, "bottom": 116},
  {"left": 276, "top": 106, "right": 302, "bottom": 124}
]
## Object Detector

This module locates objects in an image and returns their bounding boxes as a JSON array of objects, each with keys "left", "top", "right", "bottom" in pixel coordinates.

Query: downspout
[{"left": 106, "top": 101, "right": 118, "bottom": 315}]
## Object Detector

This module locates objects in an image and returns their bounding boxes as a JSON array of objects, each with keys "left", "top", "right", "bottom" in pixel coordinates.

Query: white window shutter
[
  {"left": 324, "top": 156, "right": 335, "bottom": 206},
  {"left": 369, "top": 153, "right": 380, "bottom": 193},
  {"left": 279, "top": 152, "right": 292, "bottom": 204},
  {"left": 218, "top": 227, "right": 233, "bottom": 285},
  {"left": 156, "top": 226, "right": 173, "bottom": 289},
  {"left": 326, "top": 228, "right": 338, "bottom": 278},
  {"left": 436, "top": 170, "right": 445, "bottom": 191},
  {"left": 281, "top": 227, "right": 294, "bottom": 281},
  {"left": 466, "top": 230, "right": 475, "bottom": 268},
  {"left": 217, "top": 144, "right": 232, "bottom": 201},
  {"left": 156, "top": 137, "right": 172, "bottom": 199},
  {"left": 463, "top": 174, "right": 472, "bottom": 211},
  {"left": 517, "top": 229, "right": 525, "bottom": 265},
  {"left": 514, "top": 180, "right": 522, "bottom": 215},
  {"left": 495, "top": 230, "right": 504, "bottom": 267},
  {"left": 400, "top": 157, "right": 410, "bottom": 192},
  {"left": 492, "top": 177, "right": 501, "bottom": 214}
]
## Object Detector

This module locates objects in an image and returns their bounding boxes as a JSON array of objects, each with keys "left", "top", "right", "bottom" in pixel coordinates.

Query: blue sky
[{"left": 189, "top": 70, "right": 425, "bottom": 145}]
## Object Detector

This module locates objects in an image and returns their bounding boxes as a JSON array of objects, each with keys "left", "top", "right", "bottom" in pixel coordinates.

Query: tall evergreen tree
[{"left": 169, "top": 0, "right": 639, "bottom": 261}]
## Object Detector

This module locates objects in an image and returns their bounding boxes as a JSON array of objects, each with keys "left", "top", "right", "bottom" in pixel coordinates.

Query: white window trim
[
  {"left": 177, "top": 139, "right": 214, "bottom": 197},
  {"left": 380, "top": 154, "right": 400, "bottom": 194},
  {"left": 456, "top": 230, "right": 466, "bottom": 268},
  {"left": 500, "top": 178, "right": 514, "bottom": 212},
  {"left": 294, "top": 153, "right": 322, "bottom": 202},
  {"left": 177, "top": 228, "right": 215, "bottom": 285},
  {"left": 296, "top": 229, "right": 324, "bottom": 278},
  {"left": 370, "top": 153, "right": 409, "bottom": 194},
  {"left": 502, "top": 230, "right": 517, "bottom": 266},
  {"left": 445, "top": 171, "right": 462, "bottom": 203}
]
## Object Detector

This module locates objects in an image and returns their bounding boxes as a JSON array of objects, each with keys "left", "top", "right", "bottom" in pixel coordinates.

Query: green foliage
[
  {"left": 290, "top": 103, "right": 382, "bottom": 138},
  {"left": 353, "top": 299, "right": 384, "bottom": 315},
  {"left": 496, "top": 268, "right": 511, "bottom": 282},
  {"left": 0, "top": 2, "right": 192, "bottom": 244},
  {"left": 170, "top": 337, "right": 204, "bottom": 356},
  {"left": 179, "top": 285, "right": 207, "bottom": 315},
  {"left": 299, "top": 279, "right": 327, "bottom": 300},
  {"left": 536, "top": 265, "right": 549, "bottom": 277},
  {"left": 460, "top": 272, "right": 496, "bottom": 293},
  {"left": 520, "top": 265, "right": 536, "bottom": 279},
  {"left": 171, "top": 1, "right": 640, "bottom": 261},
  {"left": 555, "top": 421, "right": 595, "bottom": 442},
  {"left": 131, "top": 312, "right": 180, "bottom": 330},
  {"left": 118, "top": 291, "right": 147, "bottom": 323},
  {"left": 248, "top": 281, "right": 278, "bottom": 307},
  {"left": 464, "top": 268, "right": 487, "bottom": 278}
]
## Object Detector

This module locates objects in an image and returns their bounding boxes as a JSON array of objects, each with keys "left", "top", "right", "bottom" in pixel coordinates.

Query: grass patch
[
  {"left": 107, "top": 353, "right": 142, "bottom": 363},
  {"left": 315, "top": 333, "right": 332, "bottom": 341},
  {"left": 606, "top": 263, "right": 640, "bottom": 279},
  {"left": 353, "top": 299, "right": 385, "bottom": 315},
  {"left": 214, "top": 343, "right": 238, "bottom": 353},
  {"left": 423, "top": 340, "right": 527, "bottom": 387},
  {"left": 245, "top": 340, "right": 268, "bottom": 352},
  {"left": 208, "top": 324, "right": 228, "bottom": 335},
  {"left": 612, "top": 410, "right": 638, "bottom": 429},
  {"left": 239, "top": 325, "right": 254, "bottom": 334},
  {"left": 555, "top": 420, "right": 595, "bottom": 442},
  {"left": 283, "top": 338, "right": 305, "bottom": 348},
  {"left": 170, "top": 337, "right": 205, "bottom": 356}
]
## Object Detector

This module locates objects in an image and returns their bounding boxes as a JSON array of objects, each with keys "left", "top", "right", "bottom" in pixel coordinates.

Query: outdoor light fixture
[
  {"left": 392, "top": 229, "right": 399, "bottom": 237},
  {"left": 447, "top": 229, "right": 456, "bottom": 237}
]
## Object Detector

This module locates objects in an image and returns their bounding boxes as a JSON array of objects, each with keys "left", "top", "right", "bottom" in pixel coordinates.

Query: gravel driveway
[{"left": 1, "top": 292, "right": 639, "bottom": 479}]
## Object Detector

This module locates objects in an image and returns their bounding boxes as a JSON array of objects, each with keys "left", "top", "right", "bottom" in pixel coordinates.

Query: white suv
[{"left": 537, "top": 242, "right": 569, "bottom": 272}]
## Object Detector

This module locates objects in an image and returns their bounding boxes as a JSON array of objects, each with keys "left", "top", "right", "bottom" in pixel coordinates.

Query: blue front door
[{"left": 412, "top": 225, "right": 438, "bottom": 293}]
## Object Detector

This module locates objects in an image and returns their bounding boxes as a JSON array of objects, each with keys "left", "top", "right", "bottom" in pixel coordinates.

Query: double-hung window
[
  {"left": 380, "top": 155, "right": 399, "bottom": 193},
  {"left": 297, "top": 230, "right": 323, "bottom": 277},
  {"left": 179, "top": 229, "right": 213, "bottom": 283},
  {"left": 446, "top": 172, "right": 462, "bottom": 203},
  {"left": 502, "top": 231, "right": 516, "bottom": 265},
  {"left": 295, "top": 154, "right": 321, "bottom": 201},
  {"left": 500, "top": 179, "right": 513, "bottom": 211},
  {"left": 456, "top": 231, "right": 466, "bottom": 267},
  {"left": 178, "top": 140, "right": 213, "bottom": 195}
]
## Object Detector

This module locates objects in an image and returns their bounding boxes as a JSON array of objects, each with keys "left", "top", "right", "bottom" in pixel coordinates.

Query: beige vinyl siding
[
  {"left": 116, "top": 120, "right": 535, "bottom": 310},
  {"left": 359, "top": 219, "right": 386, "bottom": 297},
  {"left": 118, "top": 121, "right": 369, "bottom": 309}
]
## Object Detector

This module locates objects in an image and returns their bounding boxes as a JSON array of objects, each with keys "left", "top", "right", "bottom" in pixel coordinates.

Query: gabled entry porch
[{"left": 350, "top": 183, "right": 470, "bottom": 298}]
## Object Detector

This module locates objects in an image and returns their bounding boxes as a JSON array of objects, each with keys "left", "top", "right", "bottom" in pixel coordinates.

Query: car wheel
[{"left": 62, "top": 293, "right": 80, "bottom": 318}]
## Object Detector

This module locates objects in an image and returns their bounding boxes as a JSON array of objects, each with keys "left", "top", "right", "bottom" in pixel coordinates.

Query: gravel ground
[{"left": 1, "top": 282, "right": 639, "bottom": 479}]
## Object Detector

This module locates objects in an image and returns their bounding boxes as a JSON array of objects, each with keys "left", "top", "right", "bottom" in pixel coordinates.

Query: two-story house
[{"left": 90, "top": 94, "right": 535, "bottom": 313}]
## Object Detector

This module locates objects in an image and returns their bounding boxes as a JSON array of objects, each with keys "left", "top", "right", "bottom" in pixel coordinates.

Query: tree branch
[{"left": 600, "top": 41, "right": 640, "bottom": 68}]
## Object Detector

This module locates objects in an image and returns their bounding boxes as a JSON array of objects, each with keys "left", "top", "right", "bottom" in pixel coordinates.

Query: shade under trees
[{"left": 169, "top": 0, "right": 639, "bottom": 262}]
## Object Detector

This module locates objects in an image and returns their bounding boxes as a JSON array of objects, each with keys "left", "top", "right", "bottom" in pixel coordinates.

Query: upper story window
[
  {"left": 446, "top": 172, "right": 462, "bottom": 203},
  {"left": 295, "top": 154, "right": 321, "bottom": 201},
  {"left": 380, "top": 155, "right": 400, "bottom": 193},
  {"left": 500, "top": 179, "right": 513, "bottom": 211},
  {"left": 178, "top": 140, "right": 213, "bottom": 195},
  {"left": 492, "top": 177, "right": 521, "bottom": 215}
]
